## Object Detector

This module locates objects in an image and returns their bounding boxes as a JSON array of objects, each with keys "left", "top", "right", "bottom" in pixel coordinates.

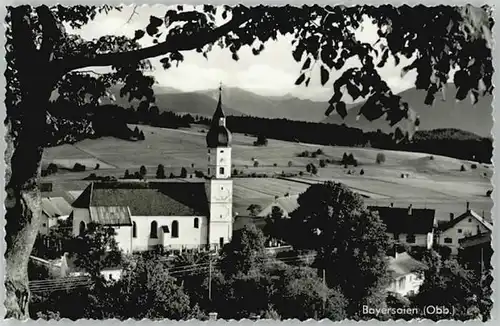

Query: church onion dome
[{"left": 206, "top": 86, "right": 232, "bottom": 148}]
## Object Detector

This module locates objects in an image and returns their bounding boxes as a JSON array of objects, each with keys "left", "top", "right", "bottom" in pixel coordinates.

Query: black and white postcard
[{"left": 2, "top": 1, "right": 497, "bottom": 322}]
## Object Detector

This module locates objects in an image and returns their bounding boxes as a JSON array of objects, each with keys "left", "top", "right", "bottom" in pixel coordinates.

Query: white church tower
[{"left": 206, "top": 84, "right": 233, "bottom": 249}]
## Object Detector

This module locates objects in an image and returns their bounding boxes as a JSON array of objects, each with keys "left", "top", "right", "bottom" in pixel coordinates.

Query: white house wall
[
  {"left": 113, "top": 226, "right": 132, "bottom": 254},
  {"left": 392, "top": 232, "right": 433, "bottom": 249},
  {"left": 131, "top": 215, "right": 208, "bottom": 251},
  {"left": 388, "top": 272, "right": 424, "bottom": 297},
  {"left": 439, "top": 218, "right": 489, "bottom": 254},
  {"left": 72, "top": 208, "right": 91, "bottom": 237}
]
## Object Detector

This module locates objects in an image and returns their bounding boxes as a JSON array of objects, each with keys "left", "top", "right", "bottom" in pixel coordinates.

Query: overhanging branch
[{"left": 56, "top": 11, "right": 248, "bottom": 74}]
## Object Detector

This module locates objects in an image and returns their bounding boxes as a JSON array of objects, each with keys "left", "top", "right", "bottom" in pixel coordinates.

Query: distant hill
[
  {"left": 322, "top": 84, "right": 493, "bottom": 138},
  {"left": 198, "top": 87, "right": 329, "bottom": 122}
]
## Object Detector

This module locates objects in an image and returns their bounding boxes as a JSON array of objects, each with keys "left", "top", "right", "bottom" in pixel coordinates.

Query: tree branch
[
  {"left": 56, "top": 11, "right": 248, "bottom": 73},
  {"left": 36, "top": 5, "right": 65, "bottom": 62}
]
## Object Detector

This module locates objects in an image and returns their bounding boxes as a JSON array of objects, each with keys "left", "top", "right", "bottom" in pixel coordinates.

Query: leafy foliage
[
  {"left": 286, "top": 182, "right": 391, "bottom": 317},
  {"left": 71, "top": 223, "right": 123, "bottom": 279}
]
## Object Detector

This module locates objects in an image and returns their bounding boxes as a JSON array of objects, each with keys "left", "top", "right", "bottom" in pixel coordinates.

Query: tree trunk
[{"left": 4, "top": 120, "right": 44, "bottom": 319}]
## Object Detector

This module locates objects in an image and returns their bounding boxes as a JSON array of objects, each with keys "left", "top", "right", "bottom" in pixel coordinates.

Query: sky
[{"left": 69, "top": 5, "right": 419, "bottom": 102}]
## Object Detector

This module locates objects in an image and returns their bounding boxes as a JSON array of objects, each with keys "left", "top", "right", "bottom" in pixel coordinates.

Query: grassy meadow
[{"left": 42, "top": 124, "right": 494, "bottom": 221}]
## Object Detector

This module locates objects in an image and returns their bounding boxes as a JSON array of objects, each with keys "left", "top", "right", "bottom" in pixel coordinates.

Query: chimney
[
  {"left": 208, "top": 312, "right": 218, "bottom": 321},
  {"left": 408, "top": 204, "right": 413, "bottom": 215},
  {"left": 449, "top": 213, "right": 454, "bottom": 221},
  {"left": 466, "top": 201, "right": 470, "bottom": 211}
]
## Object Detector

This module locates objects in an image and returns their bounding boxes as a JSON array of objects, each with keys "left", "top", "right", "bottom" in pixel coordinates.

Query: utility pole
[
  {"left": 208, "top": 252, "right": 213, "bottom": 302},
  {"left": 322, "top": 268, "right": 326, "bottom": 311}
]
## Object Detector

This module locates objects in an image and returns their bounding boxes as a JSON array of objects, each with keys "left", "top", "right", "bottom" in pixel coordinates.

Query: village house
[
  {"left": 437, "top": 202, "right": 493, "bottom": 254},
  {"left": 71, "top": 86, "right": 234, "bottom": 253},
  {"left": 368, "top": 204, "right": 436, "bottom": 249},
  {"left": 40, "top": 197, "right": 73, "bottom": 235},
  {"left": 386, "top": 252, "right": 428, "bottom": 297}
]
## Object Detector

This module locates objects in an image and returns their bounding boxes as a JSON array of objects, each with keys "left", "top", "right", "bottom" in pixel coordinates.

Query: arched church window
[
  {"left": 219, "top": 167, "right": 224, "bottom": 174},
  {"left": 194, "top": 218, "right": 199, "bottom": 229},
  {"left": 79, "top": 221, "right": 86, "bottom": 236},
  {"left": 172, "top": 220, "right": 179, "bottom": 238},
  {"left": 133, "top": 222, "right": 137, "bottom": 238},
  {"left": 150, "top": 221, "right": 158, "bottom": 239}
]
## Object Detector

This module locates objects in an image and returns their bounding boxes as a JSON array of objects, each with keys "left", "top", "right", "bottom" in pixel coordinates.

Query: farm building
[
  {"left": 257, "top": 195, "right": 299, "bottom": 218},
  {"left": 40, "top": 197, "right": 73, "bottom": 235},
  {"left": 437, "top": 202, "right": 493, "bottom": 254},
  {"left": 368, "top": 205, "right": 437, "bottom": 249},
  {"left": 386, "top": 252, "right": 428, "bottom": 297},
  {"left": 71, "top": 86, "right": 234, "bottom": 253}
]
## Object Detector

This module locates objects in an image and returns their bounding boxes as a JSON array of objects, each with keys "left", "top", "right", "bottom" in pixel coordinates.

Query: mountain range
[{"left": 68, "top": 83, "right": 493, "bottom": 138}]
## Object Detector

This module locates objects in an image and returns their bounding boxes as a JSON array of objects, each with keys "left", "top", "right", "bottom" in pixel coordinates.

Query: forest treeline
[{"left": 47, "top": 100, "right": 492, "bottom": 164}]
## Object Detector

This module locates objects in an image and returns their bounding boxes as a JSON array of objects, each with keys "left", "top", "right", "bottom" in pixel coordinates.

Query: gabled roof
[
  {"left": 438, "top": 209, "right": 493, "bottom": 232},
  {"left": 42, "top": 197, "right": 72, "bottom": 218},
  {"left": 258, "top": 195, "right": 299, "bottom": 217},
  {"left": 368, "top": 206, "right": 435, "bottom": 235},
  {"left": 73, "top": 181, "right": 209, "bottom": 217},
  {"left": 388, "top": 252, "right": 428, "bottom": 278}
]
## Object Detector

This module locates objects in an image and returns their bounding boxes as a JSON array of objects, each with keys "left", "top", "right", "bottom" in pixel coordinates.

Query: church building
[{"left": 71, "top": 86, "right": 234, "bottom": 253}]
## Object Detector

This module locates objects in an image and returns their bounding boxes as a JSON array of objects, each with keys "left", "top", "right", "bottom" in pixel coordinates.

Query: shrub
[
  {"left": 310, "top": 164, "right": 318, "bottom": 175},
  {"left": 460, "top": 164, "right": 466, "bottom": 172},
  {"left": 169, "top": 173, "right": 175, "bottom": 178},
  {"left": 306, "top": 164, "right": 312, "bottom": 173},
  {"left": 429, "top": 155, "right": 434, "bottom": 160},
  {"left": 253, "top": 161, "right": 259, "bottom": 167},
  {"left": 486, "top": 189, "right": 493, "bottom": 197},
  {"left": 124, "top": 169, "right": 130, "bottom": 179},
  {"left": 156, "top": 164, "right": 166, "bottom": 179},
  {"left": 360, "top": 169, "right": 365, "bottom": 175},
  {"left": 95, "top": 163, "right": 100, "bottom": 170},
  {"left": 319, "top": 159, "right": 327, "bottom": 168},
  {"left": 273, "top": 163, "right": 278, "bottom": 167},
  {"left": 233, "top": 169, "right": 239, "bottom": 175},
  {"left": 471, "top": 164, "right": 477, "bottom": 169},
  {"left": 299, "top": 171, "right": 304, "bottom": 176},
  {"left": 47, "top": 163, "right": 58, "bottom": 174},
  {"left": 288, "top": 161, "right": 293, "bottom": 167},
  {"left": 253, "top": 134, "right": 268, "bottom": 146},
  {"left": 316, "top": 148, "right": 324, "bottom": 155},
  {"left": 180, "top": 167, "right": 188, "bottom": 178},
  {"left": 311, "top": 152, "right": 317, "bottom": 158},
  {"left": 139, "top": 165, "right": 147, "bottom": 177},
  {"left": 376, "top": 153, "right": 386, "bottom": 164},
  {"left": 72, "top": 163, "right": 86, "bottom": 172},
  {"left": 194, "top": 170, "right": 205, "bottom": 178}
]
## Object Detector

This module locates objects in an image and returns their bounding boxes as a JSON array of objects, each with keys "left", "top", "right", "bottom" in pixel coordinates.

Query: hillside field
[{"left": 42, "top": 124, "right": 494, "bottom": 221}]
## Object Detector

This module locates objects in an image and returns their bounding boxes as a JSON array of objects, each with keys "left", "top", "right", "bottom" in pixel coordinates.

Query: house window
[
  {"left": 208, "top": 149, "right": 210, "bottom": 154},
  {"left": 171, "top": 220, "right": 179, "bottom": 238},
  {"left": 457, "top": 229, "right": 462, "bottom": 234},
  {"left": 133, "top": 222, "right": 137, "bottom": 238},
  {"left": 79, "top": 221, "right": 86, "bottom": 236},
  {"left": 219, "top": 167, "right": 224, "bottom": 174},
  {"left": 444, "top": 237, "right": 452, "bottom": 244},
  {"left": 220, "top": 150, "right": 224, "bottom": 153},
  {"left": 208, "top": 168, "right": 211, "bottom": 175},
  {"left": 194, "top": 218, "right": 199, "bottom": 229},
  {"left": 468, "top": 218, "right": 472, "bottom": 222},
  {"left": 219, "top": 237, "right": 224, "bottom": 248},
  {"left": 150, "top": 221, "right": 158, "bottom": 239},
  {"left": 42, "top": 223, "right": 47, "bottom": 228},
  {"left": 406, "top": 234, "right": 416, "bottom": 243}
]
